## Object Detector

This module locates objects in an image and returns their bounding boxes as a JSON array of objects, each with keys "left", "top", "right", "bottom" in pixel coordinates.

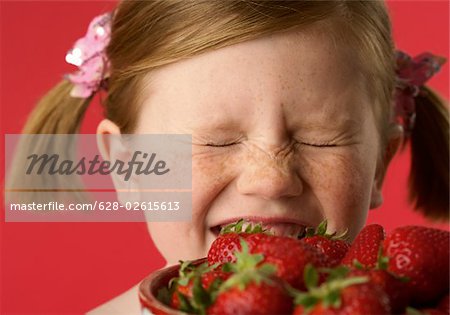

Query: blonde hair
[{"left": 19, "top": 1, "right": 449, "bottom": 219}]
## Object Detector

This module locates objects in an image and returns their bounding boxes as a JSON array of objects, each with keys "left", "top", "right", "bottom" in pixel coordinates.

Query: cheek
[
  {"left": 191, "top": 151, "right": 237, "bottom": 217},
  {"left": 146, "top": 222, "right": 208, "bottom": 264},
  {"left": 146, "top": 152, "right": 238, "bottom": 264},
  {"left": 299, "top": 147, "right": 378, "bottom": 240}
]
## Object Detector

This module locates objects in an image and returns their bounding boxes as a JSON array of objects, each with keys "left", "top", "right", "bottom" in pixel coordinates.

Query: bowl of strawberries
[{"left": 139, "top": 220, "right": 450, "bottom": 315}]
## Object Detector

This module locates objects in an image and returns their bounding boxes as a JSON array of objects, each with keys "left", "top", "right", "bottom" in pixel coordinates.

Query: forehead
[{"left": 139, "top": 25, "right": 368, "bottom": 129}]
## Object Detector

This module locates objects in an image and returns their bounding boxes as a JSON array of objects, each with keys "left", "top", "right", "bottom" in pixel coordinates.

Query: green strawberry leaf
[
  {"left": 177, "top": 277, "right": 190, "bottom": 286},
  {"left": 398, "top": 276, "right": 410, "bottom": 283},
  {"left": 221, "top": 262, "right": 233, "bottom": 273},
  {"left": 232, "top": 239, "right": 264, "bottom": 271},
  {"left": 304, "top": 264, "right": 319, "bottom": 290},
  {"left": 175, "top": 261, "right": 218, "bottom": 290},
  {"left": 353, "top": 259, "right": 365, "bottom": 270},
  {"left": 325, "top": 265, "right": 349, "bottom": 282},
  {"left": 293, "top": 266, "right": 368, "bottom": 312},
  {"left": 258, "top": 263, "right": 277, "bottom": 276},
  {"left": 376, "top": 245, "right": 389, "bottom": 270},
  {"left": 168, "top": 276, "right": 179, "bottom": 289},
  {"left": 296, "top": 294, "right": 319, "bottom": 310},
  {"left": 328, "top": 276, "right": 368, "bottom": 291},
  {"left": 304, "top": 220, "right": 349, "bottom": 241},
  {"left": 406, "top": 307, "right": 425, "bottom": 315},
  {"left": 323, "top": 289, "right": 341, "bottom": 308},
  {"left": 235, "top": 219, "right": 244, "bottom": 232},
  {"left": 192, "top": 276, "right": 212, "bottom": 310},
  {"left": 217, "top": 239, "right": 276, "bottom": 293},
  {"left": 156, "top": 287, "right": 171, "bottom": 306},
  {"left": 177, "top": 291, "right": 195, "bottom": 313},
  {"left": 179, "top": 260, "right": 193, "bottom": 277},
  {"left": 305, "top": 227, "right": 316, "bottom": 238},
  {"left": 220, "top": 218, "right": 269, "bottom": 235},
  {"left": 316, "top": 220, "right": 328, "bottom": 235},
  {"left": 208, "top": 277, "right": 224, "bottom": 302}
]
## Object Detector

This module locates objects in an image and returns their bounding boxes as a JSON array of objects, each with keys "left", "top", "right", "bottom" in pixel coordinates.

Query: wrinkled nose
[{"left": 236, "top": 146, "right": 303, "bottom": 200}]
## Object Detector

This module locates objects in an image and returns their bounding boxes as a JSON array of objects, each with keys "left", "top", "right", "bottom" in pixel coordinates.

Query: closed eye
[
  {"left": 298, "top": 141, "right": 337, "bottom": 148},
  {"left": 205, "top": 142, "right": 238, "bottom": 147}
]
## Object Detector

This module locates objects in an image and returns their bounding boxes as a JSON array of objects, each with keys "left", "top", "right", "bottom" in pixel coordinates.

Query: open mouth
[{"left": 209, "top": 220, "right": 310, "bottom": 239}]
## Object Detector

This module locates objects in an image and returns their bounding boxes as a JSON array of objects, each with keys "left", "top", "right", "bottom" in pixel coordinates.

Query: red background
[{"left": 1, "top": 1, "right": 449, "bottom": 314}]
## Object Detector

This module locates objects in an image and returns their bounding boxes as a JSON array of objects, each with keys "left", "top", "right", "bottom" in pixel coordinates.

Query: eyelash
[
  {"left": 297, "top": 141, "right": 337, "bottom": 148},
  {"left": 205, "top": 142, "right": 238, "bottom": 147},
  {"left": 205, "top": 141, "right": 336, "bottom": 148}
]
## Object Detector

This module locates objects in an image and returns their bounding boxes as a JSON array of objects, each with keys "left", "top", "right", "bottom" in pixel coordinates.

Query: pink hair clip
[
  {"left": 65, "top": 12, "right": 112, "bottom": 98},
  {"left": 395, "top": 51, "right": 446, "bottom": 134}
]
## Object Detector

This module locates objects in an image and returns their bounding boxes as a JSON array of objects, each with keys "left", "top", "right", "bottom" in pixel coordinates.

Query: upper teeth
[{"left": 264, "top": 223, "right": 307, "bottom": 238}]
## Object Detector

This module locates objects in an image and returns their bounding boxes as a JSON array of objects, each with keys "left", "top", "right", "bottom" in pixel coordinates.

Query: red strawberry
[
  {"left": 341, "top": 224, "right": 385, "bottom": 269},
  {"left": 170, "top": 263, "right": 230, "bottom": 310},
  {"left": 438, "top": 294, "right": 449, "bottom": 314},
  {"left": 407, "top": 308, "right": 448, "bottom": 315},
  {"left": 207, "top": 279, "right": 292, "bottom": 315},
  {"left": 383, "top": 226, "right": 449, "bottom": 305},
  {"left": 302, "top": 220, "right": 350, "bottom": 267},
  {"left": 349, "top": 268, "right": 410, "bottom": 313},
  {"left": 207, "top": 240, "right": 293, "bottom": 315},
  {"left": 207, "top": 219, "right": 267, "bottom": 264},
  {"left": 171, "top": 270, "right": 230, "bottom": 309},
  {"left": 250, "top": 233, "right": 329, "bottom": 289},
  {"left": 292, "top": 265, "right": 391, "bottom": 315},
  {"left": 208, "top": 220, "right": 328, "bottom": 289}
]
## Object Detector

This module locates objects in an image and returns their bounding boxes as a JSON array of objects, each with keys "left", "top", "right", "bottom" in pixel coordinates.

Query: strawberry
[
  {"left": 207, "top": 240, "right": 293, "bottom": 315},
  {"left": 207, "top": 219, "right": 267, "bottom": 264},
  {"left": 207, "top": 279, "right": 292, "bottom": 315},
  {"left": 438, "top": 294, "right": 449, "bottom": 314},
  {"left": 349, "top": 268, "right": 410, "bottom": 313},
  {"left": 302, "top": 220, "right": 350, "bottom": 267},
  {"left": 169, "top": 261, "right": 230, "bottom": 312},
  {"left": 341, "top": 224, "right": 385, "bottom": 269},
  {"left": 418, "top": 310, "right": 447, "bottom": 315},
  {"left": 383, "top": 226, "right": 450, "bottom": 305},
  {"left": 208, "top": 219, "right": 328, "bottom": 289},
  {"left": 251, "top": 233, "right": 329, "bottom": 289},
  {"left": 342, "top": 240, "right": 411, "bottom": 313},
  {"left": 292, "top": 265, "right": 391, "bottom": 315},
  {"left": 406, "top": 307, "right": 448, "bottom": 315}
]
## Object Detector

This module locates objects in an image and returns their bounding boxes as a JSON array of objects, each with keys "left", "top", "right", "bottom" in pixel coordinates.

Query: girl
[{"left": 13, "top": 1, "right": 449, "bottom": 314}]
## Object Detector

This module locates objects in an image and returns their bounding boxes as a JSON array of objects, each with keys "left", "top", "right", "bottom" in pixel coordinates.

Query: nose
[{"left": 236, "top": 146, "right": 303, "bottom": 200}]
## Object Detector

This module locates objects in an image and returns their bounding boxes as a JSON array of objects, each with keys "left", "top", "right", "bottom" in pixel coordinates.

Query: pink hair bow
[
  {"left": 65, "top": 12, "right": 112, "bottom": 98},
  {"left": 395, "top": 51, "right": 446, "bottom": 134}
]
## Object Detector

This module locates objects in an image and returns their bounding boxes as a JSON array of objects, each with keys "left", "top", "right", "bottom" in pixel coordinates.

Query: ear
[
  {"left": 369, "top": 124, "right": 404, "bottom": 209},
  {"left": 96, "top": 119, "right": 135, "bottom": 194},
  {"left": 97, "top": 119, "right": 121, "bottom": 158}
]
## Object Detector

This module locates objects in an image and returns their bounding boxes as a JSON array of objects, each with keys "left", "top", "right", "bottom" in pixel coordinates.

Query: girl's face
[{"left": 133, "top": 27, "right": 385, "bottom": 265}]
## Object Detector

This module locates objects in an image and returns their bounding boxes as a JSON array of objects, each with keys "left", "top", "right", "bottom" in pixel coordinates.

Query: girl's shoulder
[{"left": 87, "top": 284, "right": 140, "bottom": 315}]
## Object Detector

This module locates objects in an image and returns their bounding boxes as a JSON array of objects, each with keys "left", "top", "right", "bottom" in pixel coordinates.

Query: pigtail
[
  {"left": 21, "top": 80, "right": 91, "bottom": 134},
  {"left": 408, "top": 86, "right": 449, "bottom": 221},
  {"left": 6, "top": 11, "right": 110, "bottom": 209},
  {"left": 6, "top": 80, "right": 92, "bottom": 205}
]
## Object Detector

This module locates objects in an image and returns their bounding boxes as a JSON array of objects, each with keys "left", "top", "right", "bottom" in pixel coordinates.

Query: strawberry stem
[
  {"left": 292, "top": 265, "right": 369, "bottom": 312},
  {"left": 219, "top": 239, "right": 277, "bottom": 293},
  {"left": 304, "top": 219, "right": 349, "bottom": 241},
  {"left": 220, "top": 218, "right": 268, "bottom": 235}
]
